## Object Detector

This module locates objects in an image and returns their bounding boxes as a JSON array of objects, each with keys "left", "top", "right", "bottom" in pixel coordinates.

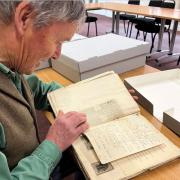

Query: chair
[
  {"left": 135, "top": 0, "right": 175, "bottom": 53},
  {"left": 85, "top": 11, "right": 98, "bottom": 37},
  {"left": 177, "top": 56, "right": 180, "bottom": 65},
  {"left": 127, "top": 0, "right": 163, "bottom": 38},
  {"left": 115, "top": 0, "right": 140, "bottom": 35}
]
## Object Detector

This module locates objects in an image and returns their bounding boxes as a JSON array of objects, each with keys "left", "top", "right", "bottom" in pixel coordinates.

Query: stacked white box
[
  {"left": 124, "top": 69, "right": 180, "bottom": 136},
  {"left": 71, "top": 33, "right": 87, "bottom": 41},
  {"left": 52, "top": 33, "right": 150, "bottom": 82}
]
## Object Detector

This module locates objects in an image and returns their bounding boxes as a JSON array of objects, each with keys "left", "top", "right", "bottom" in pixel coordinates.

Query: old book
[{"left": 48, "top": 71, "right": 180, "bottom": 180}]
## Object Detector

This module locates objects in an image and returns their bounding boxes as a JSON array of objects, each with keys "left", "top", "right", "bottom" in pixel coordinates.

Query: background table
[{"left": 86, "top": 2, "right": 180, "bottom": 54}]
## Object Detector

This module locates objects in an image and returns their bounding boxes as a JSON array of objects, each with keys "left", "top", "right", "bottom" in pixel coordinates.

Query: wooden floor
[{"left": 79, "top": 13, "right": 180, "bottom": 70}]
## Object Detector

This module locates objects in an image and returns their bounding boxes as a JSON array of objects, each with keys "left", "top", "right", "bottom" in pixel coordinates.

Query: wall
[{"left": 175, "top": 0, "right": 180, "bottom": 9}]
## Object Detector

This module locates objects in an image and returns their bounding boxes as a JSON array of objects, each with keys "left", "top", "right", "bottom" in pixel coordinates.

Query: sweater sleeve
[
  {"left": 25, "top": 74, "right": 63, "bottom": 110},
  {"left": 0, "top": 140, "right": 62, "bottom": 180}
]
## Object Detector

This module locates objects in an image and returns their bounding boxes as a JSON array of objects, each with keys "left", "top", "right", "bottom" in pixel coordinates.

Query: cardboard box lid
[
  {"left": 124, "top": 69, "right": 180, "bottom": 121},
  {"left": 60, "top": 34, "right": 150, "bottom": 72}
]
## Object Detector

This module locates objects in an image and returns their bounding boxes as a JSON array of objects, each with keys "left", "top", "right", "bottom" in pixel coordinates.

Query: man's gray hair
[{"left": 0, "top": 0, "right": 85, "bottom": 27}]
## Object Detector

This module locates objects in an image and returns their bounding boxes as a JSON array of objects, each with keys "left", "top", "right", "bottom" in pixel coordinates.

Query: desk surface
[
  {"left": 35, "top": 65, "right": 180, "bottom": 180},
  {"left": 86, "top": 2, "right": 180, "bottom": 21}
]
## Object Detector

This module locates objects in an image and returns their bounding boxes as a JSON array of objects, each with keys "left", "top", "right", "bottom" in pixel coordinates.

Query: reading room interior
[{"left": 0, "top": 1, "right": 179, "bottom": 180}]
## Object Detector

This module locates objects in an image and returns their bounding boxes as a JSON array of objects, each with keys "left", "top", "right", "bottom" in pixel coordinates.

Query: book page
[
  {"left": 48, "top": 71, "right": 139, "bottom": 126},
  {"left": 81, "top": 99, "right": 127, "bottom": 126},
  {"left": 84, "top": 114, "right": 163, "bottom": 164},
  {"left": 73, "top": 114, "right": 180, "bottom": 180}
]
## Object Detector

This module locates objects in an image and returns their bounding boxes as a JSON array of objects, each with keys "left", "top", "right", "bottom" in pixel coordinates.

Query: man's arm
[
  {"left": 25, "top": 74, "right": 63, "bottom": 110},
  {"left": 0, "top": 111, "right": 89, "bottom": 180},
  {"left": 0, "top": 140, "right": 61, "bottom": 180},
  {"left": 0, "top": 122, "right": 61, "bottom": 180}
]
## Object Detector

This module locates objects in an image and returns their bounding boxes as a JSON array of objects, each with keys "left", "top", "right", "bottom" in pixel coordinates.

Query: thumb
[{"left": 57, "top": 111, "right": 64, "bottom": 117}]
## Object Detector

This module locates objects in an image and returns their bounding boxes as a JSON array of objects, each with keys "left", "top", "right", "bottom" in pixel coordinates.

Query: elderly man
[{"left": 0, "top": 0, "right": 89, "bottom": 179}]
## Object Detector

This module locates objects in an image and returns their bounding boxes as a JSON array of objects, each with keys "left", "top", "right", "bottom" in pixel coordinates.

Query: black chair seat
[
  {"left": 115, "top": 14, "right": 136, "bottom": 21},
  {"left": 136, "top": 23, "right": 169, "bottom": 35},
  {"left": 119, "top": 14, "right": 136, "bottom": 21},
  {"left": 130, "top": 17, "right": 155, "bottom": 25},
  {"left": 135, "top": 24, "right": 160, "bottom": 34},
  {"left": 85, "top": 16, "right": 97, "bottom": 23}
]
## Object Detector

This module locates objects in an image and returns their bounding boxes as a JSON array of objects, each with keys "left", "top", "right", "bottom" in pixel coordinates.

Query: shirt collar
[
  {"left": 0, "top": 63, "right": 16, "bottom": 79},
  {"left": 0, "top": 63, "right": 22, "bottom": 94}
]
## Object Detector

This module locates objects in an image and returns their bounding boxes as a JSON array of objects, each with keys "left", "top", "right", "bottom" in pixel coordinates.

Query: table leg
[
  {"left": 115, "top": 11, "right": 120, "bottom": 34},
  {"left": 156, "top": 20, "right": 180, "bottom": 65},
  {"left": 112, "top": 11, "right": 115, "bottom": 33},
  {"left": 157, "top": 18, "right": 165, "bottom": 52},
  {"left": 147, "top": 19, "right": 166, "bottom": 60},
  {"left": 168, "top": 20, "right": 178, "bottom": 55}
]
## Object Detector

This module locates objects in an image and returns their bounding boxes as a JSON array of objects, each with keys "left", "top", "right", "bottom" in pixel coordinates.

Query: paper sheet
[
  {"left": 85, "top": 114, "right": 163, "bottom": 164},
  {"left": 73, "top": 115, "right": 180, "bottom": 180},
  {"left": 48, "top": 71, "right": 139, "bottom": 119}
]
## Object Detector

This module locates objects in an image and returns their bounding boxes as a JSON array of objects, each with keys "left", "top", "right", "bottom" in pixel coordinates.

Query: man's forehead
[{"left": 52, "top": 21, "right": 78, "bottom": 40}]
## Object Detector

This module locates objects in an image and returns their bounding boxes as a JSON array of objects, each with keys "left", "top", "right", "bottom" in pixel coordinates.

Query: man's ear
[{"left": 14, "top": 1, "right": 33, "bottom": 36}]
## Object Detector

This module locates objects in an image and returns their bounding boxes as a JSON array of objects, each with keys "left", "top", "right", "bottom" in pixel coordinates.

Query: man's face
[{"left": 19, "top": 21, "right": 77, "bottom": 74}]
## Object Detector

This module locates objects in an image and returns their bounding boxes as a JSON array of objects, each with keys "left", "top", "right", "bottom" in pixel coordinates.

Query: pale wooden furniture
[
  {"left": 35, "top": 65, "right": 180, "bottom": 180},
  {"left": 86, "top": 3, "right": 180, "bottom": 21},
  {"left": 86, "top": 2, "right": 180, "bottom": 54}
]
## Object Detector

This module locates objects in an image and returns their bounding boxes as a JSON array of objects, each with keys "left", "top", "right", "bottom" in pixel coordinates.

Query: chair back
[
  {"left": 128, "top": 0, "right": 140, "bottom": 5},
  {"left": 148, "top": 0, "right": 175, "bottom": 8},
  {"left": 162, "top": 0, "right": 176, "bottom": 9},
  {"left": 149, "top": 0, "right": 163, "bottom": 7}
]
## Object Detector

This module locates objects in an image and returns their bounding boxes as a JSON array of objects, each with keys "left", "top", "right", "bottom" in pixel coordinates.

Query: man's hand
[
  {"left": 46, "top": 111, "right": 89, "bottom": 151},
  {"left": 128, "top": 89, "right": 138, "bottom": 100}
]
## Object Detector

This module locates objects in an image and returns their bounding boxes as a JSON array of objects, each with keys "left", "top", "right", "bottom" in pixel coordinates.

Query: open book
[{"left": 48, "top": 71, "right": 180, "bottom": 179}]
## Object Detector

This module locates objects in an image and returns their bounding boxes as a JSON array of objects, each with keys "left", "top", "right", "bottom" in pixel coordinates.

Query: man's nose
[{"left": 52, "top": 46, "right": 61, "bottom": 60}]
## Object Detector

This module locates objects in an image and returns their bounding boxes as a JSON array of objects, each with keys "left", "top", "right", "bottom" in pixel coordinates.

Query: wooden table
[
  {"left": 86, "top": 2, "right": 180, "bottom": 54},
  {"left": 35, "top": 65, "right": 180, "bottom": 180}
]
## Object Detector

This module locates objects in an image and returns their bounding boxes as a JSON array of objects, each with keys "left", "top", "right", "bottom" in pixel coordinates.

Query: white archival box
[
  {"left": 36, "top": 34, "right": 86, "bottom": 70},
  {"left": 51, "top": 33, "right": 150, "bottom": 82},
  {"left": 124, "top": 69, "right": 180, "bottom": 136},
  {"left": 71, "top": 33, "right": 87, "bottom": 41}
]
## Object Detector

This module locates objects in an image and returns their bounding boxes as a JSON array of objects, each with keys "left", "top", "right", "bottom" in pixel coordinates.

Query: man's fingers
[
  {"left": 74, "top": 116, "right": 87, "bottom": 128},
  {"left": 65, "top": 111, "right": 87, "bottom": 127},
  {"left": 128, "top": 89, "right": 139, "bottom": 100},
  {"left": 128, "top": 89, "right": 135, "bottom": 93},
  {"left": 57, "top": 111, "right": 64, "bottom": 117},
  {"left": 76, "top": 119, "right": 87, "bottom": 128},
  {"left": 76, "top": 122, "right": 89, "bottom": 134},
  {"left": 65, "top": 111, "right": 86, "bottom": 118},
  {"left": 133, "top": 96, "right": 138, "bottom": 100}
]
